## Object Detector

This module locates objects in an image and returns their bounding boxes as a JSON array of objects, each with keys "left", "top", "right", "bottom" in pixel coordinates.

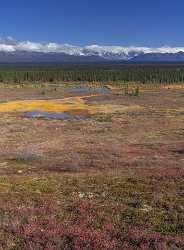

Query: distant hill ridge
[{"left": 0, "top": 38, "right": 184, "bottom": 62}]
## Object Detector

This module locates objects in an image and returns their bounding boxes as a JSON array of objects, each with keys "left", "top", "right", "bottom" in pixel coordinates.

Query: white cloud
[{"left": 0, "top": 44, "right": 15, "bottom": 52}]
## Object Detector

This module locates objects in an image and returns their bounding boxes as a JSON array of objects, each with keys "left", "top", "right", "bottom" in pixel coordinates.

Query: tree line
[{"left": 0, "top": 64, "right": 184, "bottom": 84}]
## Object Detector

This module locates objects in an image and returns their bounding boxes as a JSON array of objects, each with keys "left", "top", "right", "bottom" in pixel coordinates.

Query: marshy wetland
[{"left": 0, "top": 81, "right": 184, "bottom": 249}]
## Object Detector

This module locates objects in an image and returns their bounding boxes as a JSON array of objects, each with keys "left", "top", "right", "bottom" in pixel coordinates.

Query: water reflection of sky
[
  {"left": 24, "top": 110, "right": 89, "bottom": 120},
  {"left": 68, "top": 86, "right": 109, "bottom": 94}
]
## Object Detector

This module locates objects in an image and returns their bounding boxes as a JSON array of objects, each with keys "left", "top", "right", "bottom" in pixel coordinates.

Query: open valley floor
[{"left": 0, "top": 83, "right": 184, "bottom": 249}]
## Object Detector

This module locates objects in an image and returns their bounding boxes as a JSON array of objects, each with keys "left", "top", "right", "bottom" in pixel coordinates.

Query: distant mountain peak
[{"left": 0, "top": 38, "right": 184, "bottom": 62}]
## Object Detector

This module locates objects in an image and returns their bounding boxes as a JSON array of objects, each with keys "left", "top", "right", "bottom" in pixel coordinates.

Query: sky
[{"left": 0, "top": 0, "right": 184, "bottom": 46}]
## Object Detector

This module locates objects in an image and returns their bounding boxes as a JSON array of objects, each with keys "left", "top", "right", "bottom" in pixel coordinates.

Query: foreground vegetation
[{"left": 0, "top": 174, "right": 184, "bottom": 249}]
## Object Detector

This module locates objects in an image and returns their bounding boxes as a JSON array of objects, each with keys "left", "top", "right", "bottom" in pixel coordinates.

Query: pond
[
  {"left": 24, "top": 110, "right": 89, "bottom": 120},
  {"left": 68, "top": 86, "right": 109, "bottom": 94}
]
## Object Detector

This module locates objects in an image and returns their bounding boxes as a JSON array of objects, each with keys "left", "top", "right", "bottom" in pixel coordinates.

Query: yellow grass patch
[
  {"left": 0, "top": 95, "right": 143, "bottom": 115},
  {"left": 106, "top": 83, "right": 184, "bottom": 91},
  {"left": 162, "top": 84, "right": 184, "bottom": 89},
  {"left": 0, "top": 96, "right": 94, "bottom": 113}
]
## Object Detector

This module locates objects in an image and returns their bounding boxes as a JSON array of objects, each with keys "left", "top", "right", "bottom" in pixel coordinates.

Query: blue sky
[{"left": 0, "top": 0, "right": 184, "bottom": 46}]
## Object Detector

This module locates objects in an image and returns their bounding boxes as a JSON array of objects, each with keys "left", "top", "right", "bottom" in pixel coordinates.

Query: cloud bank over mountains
[{"left": 1, "top": 37, "right": 184, "bottom": 62}]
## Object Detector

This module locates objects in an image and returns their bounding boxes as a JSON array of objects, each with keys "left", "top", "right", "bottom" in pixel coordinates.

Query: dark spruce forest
[{"left": 1, "top": 64, "right": 184, "bottom": 84}]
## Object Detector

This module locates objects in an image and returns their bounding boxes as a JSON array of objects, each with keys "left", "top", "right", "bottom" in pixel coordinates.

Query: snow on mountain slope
[{"left": 0, "top": 38, "right": 184, "bottom": 61}]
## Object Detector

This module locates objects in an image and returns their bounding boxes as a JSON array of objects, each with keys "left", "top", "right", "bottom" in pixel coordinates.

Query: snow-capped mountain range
[{"left": 1, "top": 37, "right": 184, "bottom": 62}]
